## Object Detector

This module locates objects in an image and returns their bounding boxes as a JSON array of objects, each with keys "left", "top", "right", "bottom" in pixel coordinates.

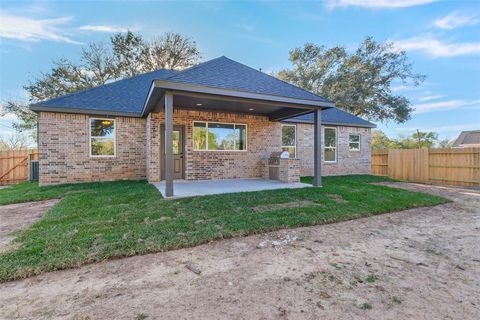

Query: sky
[{"left": 0, "top": 0, "right": 479, "bottom": 144}]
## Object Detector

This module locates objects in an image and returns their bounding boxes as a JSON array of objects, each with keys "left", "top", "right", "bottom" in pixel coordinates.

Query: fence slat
[
  {"left": 0, "top": 149, "right": 39, "bottom": 185},
  {"left": 372, "top": 148, "right": 480, "bottom": 187}
]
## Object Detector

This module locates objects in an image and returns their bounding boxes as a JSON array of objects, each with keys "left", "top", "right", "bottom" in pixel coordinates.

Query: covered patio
[
  {"left": 154, "top": 178, "right": 312, "bottom": 198},
  {"left": 142, "top": 57, "right": 334, "bottom": 197}
]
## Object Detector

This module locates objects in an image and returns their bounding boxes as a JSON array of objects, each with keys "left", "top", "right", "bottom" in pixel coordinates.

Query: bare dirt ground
[
  {"left": 0, "top": 199, "right": 59, "bottom": 253},
  {"left": 1, "top": 183, "right": 479, "bottom": 320}
]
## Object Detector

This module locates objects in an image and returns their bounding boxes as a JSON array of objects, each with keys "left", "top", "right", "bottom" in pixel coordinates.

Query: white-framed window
[
  {"left": 324, "top": 127, "right": 337, "bottom": 163},
  {"left": 281, "top": 124, "right": 296, "bottom": 158},
  {"left": 193, "top": 121, "right": 247, "bottom": 151},
  {"left": 349, "top": 134, "right": 361, "bottom": 151},
  {"left": 89, "top": 118, "right": 116, "bottom": 157}
]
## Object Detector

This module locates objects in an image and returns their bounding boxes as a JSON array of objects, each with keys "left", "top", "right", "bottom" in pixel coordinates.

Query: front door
[{"left": 161, "top": 125, "right": 185, "bottom": 180}]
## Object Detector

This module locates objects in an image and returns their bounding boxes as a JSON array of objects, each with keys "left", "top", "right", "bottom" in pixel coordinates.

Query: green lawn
[{"left": 0, "top": 176, "right": 447, "bottom": 282}]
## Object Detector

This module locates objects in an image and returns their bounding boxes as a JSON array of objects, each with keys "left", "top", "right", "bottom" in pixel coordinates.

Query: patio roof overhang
[
  {"left": 142, "top": 80, "right": 334, "bottom": 121},
  {"left": 147, "top": 81, "right": 328, "bottom": 197}
]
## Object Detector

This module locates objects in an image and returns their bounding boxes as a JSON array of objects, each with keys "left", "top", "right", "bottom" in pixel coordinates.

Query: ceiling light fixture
[
  {"left": 249, "top": 108, "right": 254, "bottom": 111},
  {"left": 196, "top": 103, "right": 203, "bottom": 106}
]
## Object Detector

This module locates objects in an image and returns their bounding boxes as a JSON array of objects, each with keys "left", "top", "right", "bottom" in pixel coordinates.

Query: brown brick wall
[
  {"left": 38, "top": 112, "right": 147, "bottom": 185},
  {"left": 296, "top": 124, "right": 372, "bottom": 176},
  {"left": 147, "top": 109, "right": 281, "bottom": 182},
  {"left": 38, "top": 110, "right": 371, "bottom": 185}
]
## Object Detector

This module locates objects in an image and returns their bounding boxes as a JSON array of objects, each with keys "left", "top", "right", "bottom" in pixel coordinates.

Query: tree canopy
[
  {"left": 1, "top": 31, "right": 201, "bottom": 139},
  {"left": 277, "top": 37, "right": 425, "bottom": 124},
  {"left": 371, "top": 130, "right": 451, "bottom": 150}
]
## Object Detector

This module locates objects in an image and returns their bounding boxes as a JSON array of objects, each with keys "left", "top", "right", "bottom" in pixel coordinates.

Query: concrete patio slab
[{"left": 154, "top": 178, "right": 312, "bottom": 198}]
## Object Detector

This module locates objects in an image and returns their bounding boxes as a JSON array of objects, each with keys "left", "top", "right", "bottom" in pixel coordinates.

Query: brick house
[{"left": 31, "top": 56, "right": 375, "bottom": 196}]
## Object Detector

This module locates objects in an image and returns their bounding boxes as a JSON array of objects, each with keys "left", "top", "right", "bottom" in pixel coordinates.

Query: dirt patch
[
  {"left": 0, "top": 199, "right": 59, "bottom": 252},
  {"left": 1, "top": 184, "right": 479, "bottom": 319},
  {"left": 253, "top": 200, "right": 322, "bottom": 212},
  {"left": 325, "top": 193, "right": 348, "bottom": 203}
]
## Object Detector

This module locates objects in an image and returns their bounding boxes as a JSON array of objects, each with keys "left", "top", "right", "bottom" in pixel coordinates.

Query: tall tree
[
  {"left": 1, "top": 31, "right": 201, "bottom": 140},
  {"left": 277, "top": 37, "right": 425, "bottom": 123},
  {"left": 142, "top": 32, "right": 200, "bottom": 71}
]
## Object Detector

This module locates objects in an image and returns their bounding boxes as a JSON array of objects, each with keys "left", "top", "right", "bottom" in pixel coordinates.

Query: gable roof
[
  {"left": 452, "top": 130, "right": 480, "bottom": 148},
  {"left": 283, "top": 107, "right": 376, "bottom": 128}
]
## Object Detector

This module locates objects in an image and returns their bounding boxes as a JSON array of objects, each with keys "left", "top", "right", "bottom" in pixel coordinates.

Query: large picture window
[
  {"left": 193, "top": 121, "right": 247, "bottom": 151},
  {"left": 90, "top": 118, "right": 115, "bottom": 157},
  {"left": 349, "top": 134, "right": 361, "bottom": 151},
  {"left": 324, "top": 127, "right": 337, "bottom": 162},
  {"left": 281, "top": 124, "right": 296, "bottom": 158}
]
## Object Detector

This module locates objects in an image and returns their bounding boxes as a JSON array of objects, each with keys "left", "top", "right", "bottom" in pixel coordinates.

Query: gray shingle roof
[
  {"left": 452, "top": 130, "right": 480, "bottom": 147},
  {"left": 283, "top": 107, "right": 376, "bottom": 128},
  {"left": 30, "top": 56, "right": 373, "bottom": 128},
  {"left": 166, "top": 56, "right": 331, "bottom": 103},
  {"left": 31, "top": 69, "right": 178, "bottom": 115}
]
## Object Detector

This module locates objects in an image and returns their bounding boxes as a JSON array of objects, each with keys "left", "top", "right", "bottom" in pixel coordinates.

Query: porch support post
[
  {"left": 165, "top": 93, "right": 174, "bottom": 197},
  {"left": 313, "top": 109, "right": 322, "bottom": 187}
]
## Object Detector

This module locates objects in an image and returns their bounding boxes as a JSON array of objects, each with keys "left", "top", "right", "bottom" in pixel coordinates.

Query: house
[
  {"left": 30, "top": 56, "right": 375, "bottom": 196},
  {"left": 452, "top": 130, "right": 480, "bottom": 148}
]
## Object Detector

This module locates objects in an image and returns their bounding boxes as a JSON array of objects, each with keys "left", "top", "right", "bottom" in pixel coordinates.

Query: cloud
[
  {"left": 434, "top": 12, "right": 479, "bottom": 30},
  {"left": 78, "top": 25, "right": 131, "bottom": 33},
  {"left": 391, "top": 85, "right": 419, "bottom": 93},
  {"left": 417, "top": 94, "right": 444, "bottom": 102},
  {"left": 412, "top": 99, "right": 480, "bottom": 114},
  {"left": 0, "top": 113, "right": 19, "bottom": 121},
  {"left": 327, "top": 0, "right": 436, "bottom": 9},
  {"left": 0, "top": 13, "right": 82, "bottom": 44},
  {"left": 394, "top": 35, "right": 480, "bottom": 57},
  {"left": 236, "top": 24, "right": 255, "bottom": 33},
  {"left": 395, "top": 122, "right": 480, "bottom": 136}
]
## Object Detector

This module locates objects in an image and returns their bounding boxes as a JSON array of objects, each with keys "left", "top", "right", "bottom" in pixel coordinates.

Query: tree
[
  {"left": 437, "top": 138, "right": 453, "bottom": 148},
  {"left": 1, "top": 101, "right": 37, "bottom": 138},
  {"left": 0, "top": 133, "right": 30, "bottom": 151},
  {"left": 2, "top": 31, "right": 201, "bottom": 140},
  {"left": 371, "top": 130, "right": 397, "bottom": 150},
  {"left": 277, "top": 37, "right": 425, "bottom": 123},
  {"left": 411, "top": 130, "right": 438, "bottom": 149},
  {"left": 371, "top": 129, "right": 440, "bottom": 150},
  {"left": 142, "top": 32, "right": 201, "bottom": 71}
]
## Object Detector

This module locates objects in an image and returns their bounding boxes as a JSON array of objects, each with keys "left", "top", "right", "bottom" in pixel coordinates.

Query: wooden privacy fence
[
  {"left": 372, "top": 148, "right": 480, "bottom": 187},
  {"left": 0, "top": 149, "right": 39, "bottom": 185}
]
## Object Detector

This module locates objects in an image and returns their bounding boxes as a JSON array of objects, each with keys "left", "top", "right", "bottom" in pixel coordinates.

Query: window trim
[
  {"left": 89, "top": 117, "right": 116, "bottom": 158},
  {"left": 192, "top": 121, "right": 248, "bottom": 152},
  {"left": 324, "top": 127, "right": 337, "bottom": 163},
  {"left": 281, "top": 124, "right": 296, "bottom": 158},
  {"left": 348, "top": 133, "right": 361, "bottom": 152}
]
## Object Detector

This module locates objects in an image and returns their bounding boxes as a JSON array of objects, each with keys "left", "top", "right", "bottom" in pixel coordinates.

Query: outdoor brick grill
[
  {"left": 268, "top": 152, "right": 283, "bottom": 180},
  {"left": 265, "top": 151, "right": 300, "bottom": 183}
]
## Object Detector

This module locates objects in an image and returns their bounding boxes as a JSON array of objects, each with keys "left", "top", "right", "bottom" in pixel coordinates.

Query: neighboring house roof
[
  {"left": 452, "top": 130, "right": 480, "bottom": 148},
  {"left": 30, "top": 56, "right": 373, "bottom": 128},
  {"left": 284, "top": 107, "right": 376, "bottom": 128}
]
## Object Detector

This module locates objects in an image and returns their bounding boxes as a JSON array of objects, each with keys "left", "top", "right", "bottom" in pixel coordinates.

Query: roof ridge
[
  {"left": 164, "top": 56, "right": 226, "bottom": 81},
  {"left": 219, "top": 56, "right": 333, "bottom": 103},
  {"left": 32, "top": 68, "right": 176, "bottom": 106}
]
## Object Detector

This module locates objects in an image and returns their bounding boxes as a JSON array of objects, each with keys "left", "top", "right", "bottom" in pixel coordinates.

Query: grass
[
  {"left": 0, "top": 175, "right": 448, "bottom": 282},
  {"left": 359, "top": 302, "right": 373, "bottom": 310}
]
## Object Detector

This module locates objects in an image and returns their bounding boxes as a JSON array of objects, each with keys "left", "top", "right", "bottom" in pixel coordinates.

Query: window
[
  {"left": 90, "top": 118, "right": 115, "bottom": 157},
  {"left": 349, "top": 134, "right": 361, "bottom": 151},
  {"left": 324, "top": 127, "right": 336, "bottom": 162},
  {"left": 281, "top": 124, "right": 296, "bottom": 158},
  {"left": 193, "top": 121, "right": 247, "bottom": 151}
]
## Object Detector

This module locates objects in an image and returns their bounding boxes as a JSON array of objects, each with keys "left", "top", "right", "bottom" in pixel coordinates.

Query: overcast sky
[{"left": 1, "top": 0, "right": 479, "bottom": 141}]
